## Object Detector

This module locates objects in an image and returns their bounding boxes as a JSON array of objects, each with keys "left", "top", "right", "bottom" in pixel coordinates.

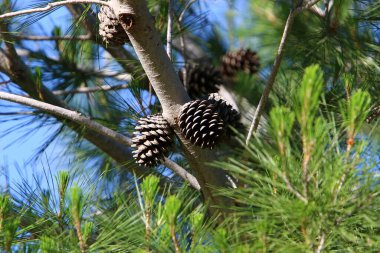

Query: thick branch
[
  {"left": 113, "top": 0, "right": 233, "bottom": 212},
  {"left": 0, "top": 0, "right": 109, "bottom": 20},
  {"left": 0, "top": 91, "right": 132, "bottom": 146},
  {"left": 0, "top": 91, "right": 200, "bottom": 190}
]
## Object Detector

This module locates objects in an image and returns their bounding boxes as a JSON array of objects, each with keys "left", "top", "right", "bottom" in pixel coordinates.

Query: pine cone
[
  {"left": 98, "top": 6, "right": 129, "bottom": 46},
  {"left": 179, "top": 100, "right": 224, "bottom": 149},
  {"left": 221, "top": 48, "right": 260, "bottom": 77},
  {"left": 208, "top": 93, "right": 241, "bottom": 133},
  {"left": 132, "top": 114, "right": 173, "bottom": 167},
  {"left": 367, "top": 105, "right": 380, "bottom": 123},
  {"left": 179, "top": 65, "right": 222, "bottom": 99}
]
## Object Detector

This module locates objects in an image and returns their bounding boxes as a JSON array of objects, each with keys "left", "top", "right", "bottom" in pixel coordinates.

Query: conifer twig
[
  {"left": 178, "top": 0, "right": 197, "bottom": 22},
  {"left": 170, "top": 224, "right": 181, "bottom": 253},
  {"left": 246, "top": 0, "right": 322, "bottom": 145},
  {"left": 10, "top": 34, "right": 92, "bottom": 41},
  {"left": 0, "top": 91, "right": 201, "bottom": 190},
  {"left": 52, "top": 84, "right": 130, "bottom": 96},
  {"left": 315, "top": 233, "right": 326, "bottom": 253},
  {"left": 164, "top": 158, "right": 201, "bottom": 190},
  {"left": 0, "top": 0, "right": 110, "bottom": 20},
  {"left": 281, "top": 172, "right": 307, "bottom": 203},
  {"left": 0, "top": 80, "right": 11, "bottom": 85}
]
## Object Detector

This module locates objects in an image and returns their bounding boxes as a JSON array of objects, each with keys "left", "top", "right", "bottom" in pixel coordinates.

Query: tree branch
[
  {"left": 9, "top": 34, "right": 92, "bottom": 41},
  {"left": 113, "top": 0, "right": 234, "bottom": 213},
  {"left": 163, "top": 158, "right": 200, "bottom": 190},
  {"left": 315, "top": 233, "right": 326, "bottom": 253},
  {"left": 0, "top": 80, "right": 11, "bottom": 85},
  {"left": 281, "top": 172, "right": 308, "bottom": 204},
  {"left": 309, "top": 5, "right": 325, "bottom": 18},
  {"left": 0, "top": 91, "right": 200, "bottom": 190},
  {"left": 246, "top": 0, "right": 322, "bottom": 145},
  {"left": 0, "top": 0, "right": 109, "bottom": 20},
  {"left": 52, "top": 84, "right": 130, "bottom": 95},
  {"left": 246, "top": 10, "right": 296, "bottom": 144},
  {"left": 0, "top": 91, "right": 133, "bottom": 145},
  {"left": 178, "top": 0, "right": 198, "bottom": 23}
]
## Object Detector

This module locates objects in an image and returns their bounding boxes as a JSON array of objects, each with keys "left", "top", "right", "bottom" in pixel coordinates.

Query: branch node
[{"left": 119, "top": 13, "right": 134, "bottom": 31}]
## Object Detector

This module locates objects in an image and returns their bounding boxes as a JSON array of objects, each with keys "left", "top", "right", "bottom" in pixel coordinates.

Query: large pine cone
[
  {"left": 98, "top": 6, "right": 129, "bottom": 46},
  {"left": 179, "top": 100, "right": 224, "bottom": 149},
  {"left": 179, "top": 65, "right": 222, "bottom": 99},
  {"left": 221, "top": 48, "right": 260, "bottom": 77},
  {"left": 208, "top": 93, "right": 241, "bottom": 133},
  {"left": 132, "top": 114, "right": 173, "bottom": 167}
]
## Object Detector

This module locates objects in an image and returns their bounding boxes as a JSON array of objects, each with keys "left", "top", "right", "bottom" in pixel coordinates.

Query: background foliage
[{"left": 0, "top": 0, "right": 380, "bottom": 252}]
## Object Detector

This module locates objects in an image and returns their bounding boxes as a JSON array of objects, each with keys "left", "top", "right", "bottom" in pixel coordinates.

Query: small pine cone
[
  {"left": 98, "top": 6, "right": 129, "bottom": 46},
  {"left": 132, "top": 114, "right": 173, "bottom": 167},
  {"left": 366, "top": 105, "right": 380, "bottom": 123},
  {"left": 179, "top": 100, "right": 224, "bottom": 149},
  {"left": 179, "top": 65, "right": 222, "bottom": 99},
  {"left": 221, "top": 48, "right": 260, "bottom": 77},
  {"left": 208, "top": 93, "right": 241, "bottom": 131}
]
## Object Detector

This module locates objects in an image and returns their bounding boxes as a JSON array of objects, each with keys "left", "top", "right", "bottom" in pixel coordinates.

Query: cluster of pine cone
[
  {"left": 132, "top": 93, "right": 240, "bottom": 167},
  {"left": 97, "top": 6, "right": 260, "bottom": 167},
  {"left": 180, "top": 48, "right": 260, "bottom": 99}
]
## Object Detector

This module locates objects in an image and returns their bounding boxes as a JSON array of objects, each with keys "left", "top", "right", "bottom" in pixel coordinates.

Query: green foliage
[{"left": 217, "top": 65, "right": 380, "bottom": 252}]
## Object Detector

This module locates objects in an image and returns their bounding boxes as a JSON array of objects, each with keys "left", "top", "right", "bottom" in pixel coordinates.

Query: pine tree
[{"left": 0, "top": 0, "right": 379, "bottom": 252}]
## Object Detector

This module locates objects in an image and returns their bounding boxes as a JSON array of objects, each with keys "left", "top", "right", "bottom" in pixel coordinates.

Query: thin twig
[
  {"left": 0, "top": 111, "right": 36, "bottom": 116},
  {"left": 0, "top": 0, "right": 110, "bottom": 20},
  {"left": 170, "top": 224, "right": 181, "bottom": 253},
  {"left": 52, "top": 84, "right": 129, "bottom": 96},
  {"left": 179, "top": 0, "right": 198, "bottom": 22},
  {"left": 281, "top": 172, "right": 308, "bottom": 203},
  {"left": 246, "top": 0, "right": 322, "bottom": 145},
  {"left": 166, "top": 0, "right": 174, "bottom": 59},
  {"left": 175, "top": 19, "right": 188, "bottom": 87},
  {"left": 74, "top": 219, "right": 88, "bottom": 253},
  {"left": 309, "top": 5, "right": 325, "bottom": 18},
  {"left": 164, "top": 158, "right": 200, "bottom": 190},
  {"left": 0, "top": 91, "right": 201, "bottom": 190},
  {"left": 10, "top": 34, "right": 92, "bottom": 41},
  {"left": 0, "top": 80, "right": 11, "bottom": 85},
  {"left": 315, "top": 233, "right": 326, "bottom": 253},
  {"left": 246, "top": 10, "right": 296, "bottom": 144}
]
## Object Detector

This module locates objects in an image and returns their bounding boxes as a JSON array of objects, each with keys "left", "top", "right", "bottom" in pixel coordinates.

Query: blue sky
[{"left": 0, "top": 0, "right": 246, "bottom": 190}]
